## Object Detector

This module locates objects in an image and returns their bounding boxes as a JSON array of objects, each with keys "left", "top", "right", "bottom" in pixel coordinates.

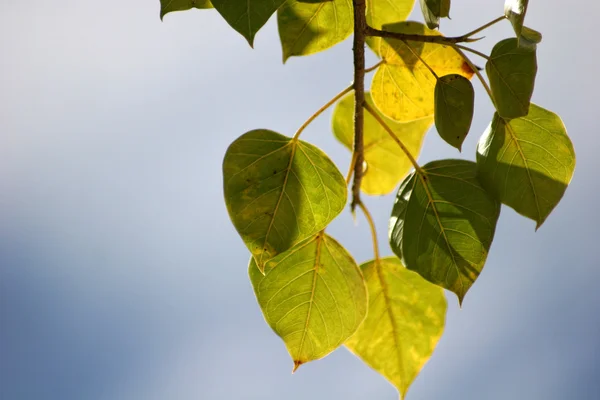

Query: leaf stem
[
  {"left": 454, "top": 44, "right": 489, "bottom": 60},
  {"left": 293, "top": 85, "right": 353, "bottom": 141},
  {"left": 346, "top": 151, "right": 357, "bottom": 185},
  {"left": 452, "top": 46, "right": 496, "bottom": 108},
  {"left": 357, "top": 201, "right": 380, "bottom": 261},
  {"left": 350, "top": 0, "right": 367, "bottom": 212},
  {"left": 363, "top": 102, "right": 424, "bottom": 175},
  {"left": 403, "top": 40, "right": 438, "bottom": 79},
  {"left": 462, "top": 15, "right": 506, "bottom": 38},
  {"left": 364, "top": 60, "right": 384, "bottom": 73}
]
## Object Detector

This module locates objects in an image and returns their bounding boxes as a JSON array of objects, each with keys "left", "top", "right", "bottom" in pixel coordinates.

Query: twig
[
  {"left": 351, "top": 0, "right": 367, "bottom": 212},
  {"left": 357, "top": 201, "right": 380, "bottom": 261}
]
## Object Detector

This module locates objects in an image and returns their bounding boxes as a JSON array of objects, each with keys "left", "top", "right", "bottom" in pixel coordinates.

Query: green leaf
[
  {"left": 504, "top": 0, "right": 529, "bottom": 41},
  {"left": 389, "top": 160, "right": 500, "bottom": 304},
  {"left": 332, "top": 91, "right": 432, "bottom": 195},
  {"left": 345, "top": 257, "right": 446, "bottom": 399},
  {"left": 160, "top": 0, "right": 213, "bottom": 19},
  {"left": 211, "top": 0, "right": 286, "bottom": 46},
  {"left": 278, "top": 0, "right": 353, "bottom": 62},
  {"left": 434, "top": 74, "right": 475, "bottom": 151},
  {"left": 371, "top": 22, "right": 474, "bottom": 122},
  {"left": 419, "top": 0, "right": 451, "bottom": 29},
  {"left": 486, "top": 38, "right": 537, "bottom": 119},
  {"left": 476, "top": 105, "right": 576, "bottom": 229},
  {"left": 223, "top": 129, "right": 347, "bottom": 271},
  {"left": 520, "top": 26, "right": 542, "bottom": 49},
  {"left": 249, "top": 233, "right": 367, "bottom": 371}
]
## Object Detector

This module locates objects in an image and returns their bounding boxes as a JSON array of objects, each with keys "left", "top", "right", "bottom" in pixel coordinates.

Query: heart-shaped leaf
[
  {"left": 419, "top": 0, "right": 451, "bottom": 29},
  {"left": 504, "top": 0, "right": 529, "bottom": 41},
  {"left": 486, "top": 38, "right": 537, "bottom": 119},
  {"left": 249, "top": 233, "right": 367, "bottom": 371},
  {"left": 160, "top": 0, "right": 213, "bottom": 19},
  {"left": 476, "top": 105, "right": 576, "bottom": 229},
  {"left": 278, "top": 0, "right": 353, "bottom": 62},
  {"left": 332, "top": 91, "right": 433, "bottom": 195},
  {"left": 389, "top": 159, "right": 500, "bottom": 304},
  {"left": 223, "top": 129, "right": 347, "bottom": 271},
  {"left": 345, "top": 257, "right": 446, "bottom": 399},
  {"left": 212, "top": 0, "right": 286, "bottom": 46},
  {"left": 434, "top": 74, "right": 475, "bottom": 151},
  {"left": 371, "top": 21, "right": 474, "bottom": 122}
]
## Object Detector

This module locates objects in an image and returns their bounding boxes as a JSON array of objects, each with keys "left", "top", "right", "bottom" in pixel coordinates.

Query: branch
[
  {"left": 364, "top": 16, "right": 506, "bottom": 45},
  {"left": 350, "top": 0, "right": 367, "bottom": 212}
]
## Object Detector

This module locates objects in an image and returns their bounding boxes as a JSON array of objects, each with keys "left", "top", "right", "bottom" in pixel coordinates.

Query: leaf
[
  {"left": 371, "top": 21, "right": 474, "bottom": 122},
  {"left": 434, "top": 74, "right": 475, "bottom": 151},
  {"left": 160, "top": 0, "right": 213, "bottom": 19},
  {"left": 504, "top": 0, "right": 529, "bottom": 41},
  {"left": 223, "top": 129, "right": 347, "bottom": 271},
  {"left": 345, "top": 257, "right": 446, "bottom": 399},
  {"left": 419, "top": 0, "right": 451, "bottom": 29},
  {"left": 332, "top": 91, "right": 432, "bottom": 195},
  {"left": 211, "top": 0, "right": 286, "bottom": 46},
  {"left": 249, "top": 233, "right": 367, "bottom": 370},
  {"left": 520, "top": 26, "right": 542, "bottom": 49},
  {"left": 486, "top": 38, "right": 537, "bottom": 119},
  {"left": 389, "top": 160, "right": 500, "bottom": 303},
  {"left": 476, "top": 105, "right": 576, "bottom": 229},
  {"left": 278, "top": 0, "right": 353, "bottom": 62},
  {"left": 367, "top": 0, "right": 415, "bottom": 30}
]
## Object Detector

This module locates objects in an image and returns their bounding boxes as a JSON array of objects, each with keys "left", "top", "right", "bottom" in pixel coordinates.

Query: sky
[{"left": 1, "top": 1, "right": 599, "bottom": 399}]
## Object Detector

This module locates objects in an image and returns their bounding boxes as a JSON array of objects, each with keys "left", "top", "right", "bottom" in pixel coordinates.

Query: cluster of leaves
[{"left": 161, "top": 0, "right": 575, "bottom": 398}]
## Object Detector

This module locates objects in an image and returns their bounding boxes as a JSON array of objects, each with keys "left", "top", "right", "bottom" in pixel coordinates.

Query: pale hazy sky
[{"left": 1, "top": 1, "right": 599, "bottom": 399}]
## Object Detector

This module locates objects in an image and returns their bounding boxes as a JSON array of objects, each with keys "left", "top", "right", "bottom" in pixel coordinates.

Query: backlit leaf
[
  {"left": 367, "top": 0, "right": 415, "bottom": 31},
  {"left": 476, "top": 105, "right": 576, "bottom": 229},
  {"left": 223, "top": 129, "right": 347, "bottom": 271},
  {"left": 434, "top": 74, "right": 474, "bottom": 151},
  {"left": 332, "top": 91, "right": 432, "bottom": 195},
  {"left": 371, "top": 21, "right": 474, "bottom": 122},
  {"left": 249, "top": 233, "right": 367, "bottom": 370},
  {"left": 419, "top": 0, "right": 451, "bottom": 29},
  {"left": 389, "top": 160, "right": 500, "bottom": 303},
  {"left": 278, "top": 0, "right": 353, "bottom": 62},
  {"left": 346, "top": 257, "right": 446, "bottom": 399},
  {"left": 160, "top": 0, "right": 213, "bottom": 19},
  {"left": 504, "top": 0, "right": 529, "bottom": 41},
  {"left": 212, "top": 0, "right": 286, "bottom": 46},
  {"left": 486, "top": 38, "right": 537, "bottom": 119}
]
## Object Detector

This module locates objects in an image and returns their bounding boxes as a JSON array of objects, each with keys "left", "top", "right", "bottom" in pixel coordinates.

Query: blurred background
[{"left": 1, "top": 1, "right": 599, "bottom": 399}]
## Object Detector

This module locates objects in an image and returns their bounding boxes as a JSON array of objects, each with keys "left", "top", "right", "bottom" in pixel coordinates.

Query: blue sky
[{"left": 1, "top": 1, "right": 599, "bottom": 399}]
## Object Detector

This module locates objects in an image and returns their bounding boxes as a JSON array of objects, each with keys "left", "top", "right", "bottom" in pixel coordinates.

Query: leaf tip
[{"left": 292, "top": 360, "right": 304, "bottom": 373}]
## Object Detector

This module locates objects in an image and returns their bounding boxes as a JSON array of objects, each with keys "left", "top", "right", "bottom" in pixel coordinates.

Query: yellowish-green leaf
[
  {"left": 389, "top": 160, "right": 500, "bottom": 304},
  {"left": 504, "top": 0, "right": 529, "bottom": 41},
  {"left": 212, "top": 0, "right": 286, "bottom": 46},
  {"left": 476, "top": 105, "right": 576, "bottom": 229},
  {"left": 486, "top": 37, "right": 537, "bottom": 119},
  {"left": 367, "top": 0, "right": 414, "bottom": 29},
  {"left": 223, "top": 129, "right": 347, "bottom": 271},
  {"left": 371, "top": 21, "right": 474, "bottom": 122},
  {"left": 160, "top": 0, "right": 213, "bottom": 19},
  {"left": 278, "top": 0, "right": 353, "bottom": 62},
  {"left": 332, "top": 91, "right": 432, "bottom": 195},
  {"left": 249, "top": 233, "right": 367, "bottom": 371},
  {"left": 434, "top": 74, "right": 474, "bottom": 151},
  {"left": 419, "top": 0, "right": 451, "bottom": 29},
  {"left": 346, "top": 257, "right": 446, "bottom": 399}
]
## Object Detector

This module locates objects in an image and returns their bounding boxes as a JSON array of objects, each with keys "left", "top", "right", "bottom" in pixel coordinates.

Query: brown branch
[
  {"left": 351, "top": 0, "right": 366, "bottom": 212},
  {"left": 365, "top": 26, "right": 481, "bottom": 44}
]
